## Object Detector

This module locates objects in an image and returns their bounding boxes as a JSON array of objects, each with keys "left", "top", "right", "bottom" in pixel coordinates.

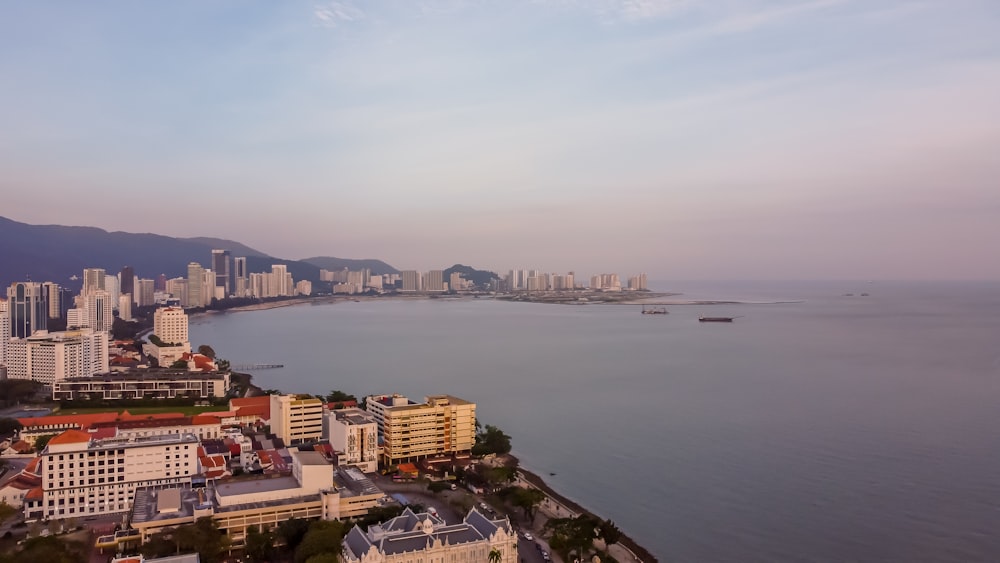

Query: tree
[
  {"left": 245, "top": 525, "right": 276, "bottom": 563},
  {"left": 0, "top": 417, "right": 22, "bottom": 435},
  {"left": 170, "top": 359, "right": 189, "bottom": 369},
  {"left": 0, "top": 535, "right": 87, "bottom": 563},
  {"left": 295, "top": 520, "right": 346, "bottom": 563},
  {"left": 197, "top": 345, "right": 216, "bottom": 359},
  {"left": 511, "top": 487, "right": 546, "bottom": 522},
  {"left": 598, "top": 519, "right": 622, "bottom": 547},
  {"left": 277, "top": 517, "right": 310, "bottom": 553},
  {"left": 326, "top": 389, "right": 357, "bottom": 403},
  {"left": 489, "top": 547, "right": 503, "bottom": 563},
  {"left": 145, "top": 517, "right": 229, "bottom": 563},
  {"left": 544, "top": 514, "right": 600, "bottom": 562},
  {"left": 34, "top": 434, "right": 56, "bottom": 451},
  {"left": 472, "top": 424, "right": 512, "bottom": 456}
]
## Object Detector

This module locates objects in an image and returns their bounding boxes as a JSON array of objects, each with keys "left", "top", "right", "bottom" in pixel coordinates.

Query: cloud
[{"left": 313, "top": 1, "right": 365, "bottom": 27}]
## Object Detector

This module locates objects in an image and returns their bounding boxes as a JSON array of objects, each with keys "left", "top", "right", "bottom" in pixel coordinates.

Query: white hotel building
[
  {"left": 4, "top": 329, "right": 109, "bottom": 385},
  {"left": 324, "top": 408, "right": 379, "bottom": 473},
  {"left": 24, "top": 429, "right": 200, "bottom": 522}
]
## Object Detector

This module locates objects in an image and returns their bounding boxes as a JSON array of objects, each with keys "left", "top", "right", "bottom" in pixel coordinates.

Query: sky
[{"left": 2, "top": 1, "right": 999, "bottom": 280}]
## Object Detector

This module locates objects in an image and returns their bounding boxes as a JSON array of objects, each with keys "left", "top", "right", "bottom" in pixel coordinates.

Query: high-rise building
[
  {"left": 186, "top": 263, "right": 204, "bottom": 308},
  {"left": 85, "top": 290, "right": 113, "bottom": 333},
  {"left": 119, "top": 266, "right": 135, "bottom": 298},
  {"left": 153, "top": 307, "right": 189, "bottom": 345},
  {"left": 271, "top": 265, "right": 289, "bottom": 297},
  {"left": 118, "top": 295, "right": 133, "bottom": 322},
  {"left": 401, "top": 271, "right": 421, "bottom": 292},
  {"left": 82, "top": 268, "right": 106, "bottom": 296},
  {"left": 423, "top": 270, "right": 445, "bottom": 292},
  {"left": 3, "top": 329, "right": 109, "bottom": 384},
  {"left": 155, "top": 274, "right": 167, "bottom": 292},
  {"left": 41, "top": 282, "right": 63, "bottom": 319},
  {"left": 104, "top": 275, "right": 120, "bottom": 310},
  {"left": 7, "top": 282, "right": 47, "bottom": 338},
  {"left": 136, "top": 278, "right": 155, "bottom": 307},
  {"left": 0, "top": 299, "right": 9, "bottom": 365},
  {"left": 211, "top": 249, "right": 231, "bottom": 297},
  {"left": 234, "top": 257, "right": 248, "bottom": 297},
  {"left": 628, "top": 273, "right": 648, "bottom": 291}
]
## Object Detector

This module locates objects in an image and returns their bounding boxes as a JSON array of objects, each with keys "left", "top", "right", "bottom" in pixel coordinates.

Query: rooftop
[{"left": 215, "top": 475, "right": 300, "bottom": 497}]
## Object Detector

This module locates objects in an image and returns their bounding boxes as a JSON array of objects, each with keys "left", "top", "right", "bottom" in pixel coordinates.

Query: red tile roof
[
  {"left": 25, "top": 486, "right": 43, "bottom": 501},
  {"left": 48, "top": 429, "right": 93, "bottom": 446}
]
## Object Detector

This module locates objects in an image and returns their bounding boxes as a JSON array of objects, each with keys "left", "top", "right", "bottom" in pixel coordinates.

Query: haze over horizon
[{"left": 2, "top": 1, "right": 998, "bottom": 281}]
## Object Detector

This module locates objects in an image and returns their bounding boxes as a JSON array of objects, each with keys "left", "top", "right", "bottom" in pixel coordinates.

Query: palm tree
[{"left": 488, "top": 547, "right": 503, "bottom": 563}]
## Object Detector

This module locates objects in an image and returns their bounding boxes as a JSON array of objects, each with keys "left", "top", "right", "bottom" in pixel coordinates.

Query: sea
[{"left": 190, "top": 280, "right": 1000, "bottom": 562}]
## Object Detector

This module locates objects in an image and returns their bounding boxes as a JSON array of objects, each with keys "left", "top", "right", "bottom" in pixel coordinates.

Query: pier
[{"left": 231, "top": 363, "right": 284, "bottom": 371}]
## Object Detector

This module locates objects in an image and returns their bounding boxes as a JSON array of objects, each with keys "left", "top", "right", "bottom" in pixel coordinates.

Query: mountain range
[{"left": 0, "top": 216, "right": 397, "bottom": 290}]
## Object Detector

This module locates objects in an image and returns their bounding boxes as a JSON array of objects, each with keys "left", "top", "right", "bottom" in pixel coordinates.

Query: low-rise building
[
  {"left": 52, "top": 371, "right": 229, "bottom": 401},
  {"left": 342, "top": 507, "right": 518, "bottom": 563},
  {"left": 129, "top": 451, "right": 383, "bottom": 548},
  {"left": 365, "top": 394, "right": 477, "bottom": 466}
]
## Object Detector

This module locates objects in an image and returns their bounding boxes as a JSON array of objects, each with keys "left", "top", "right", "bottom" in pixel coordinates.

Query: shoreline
[{"left": 514, "top": 462, "right": 658, "bottom": 562}]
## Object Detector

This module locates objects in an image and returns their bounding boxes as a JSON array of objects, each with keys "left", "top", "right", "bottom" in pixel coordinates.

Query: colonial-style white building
[{"left": 342, "top": 507, "right": 518, "bottom": 563}]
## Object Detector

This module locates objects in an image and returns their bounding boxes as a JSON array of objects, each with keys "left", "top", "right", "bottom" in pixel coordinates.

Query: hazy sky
[{"left": 2, "top": 1, "right": 999, "bottom": 280}]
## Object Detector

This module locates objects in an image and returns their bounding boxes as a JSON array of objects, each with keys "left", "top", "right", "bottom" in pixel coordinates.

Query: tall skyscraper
[
  {"left": 41, "top": 282, "right": 63, "bottom": 319},
  {"left": 85, "top": 290, "right": 113, "bottom": 333},
  {"left": 234, "top": 257, "right": 248, "bottom": 297},
  {"left": 104, "top": 274, "right": 120, "bottom": 310},
  {"left": 0, "top": 299, "right": 9, "bottom": 363},
  {"left": 271, "top": 265, "right": 289, "bottom": 297},
  {"left": 186, "top": 263, "right": 204, "bottom": 308},
  {"left": 401, "top": 271, "right": 422, "bottom": 292},
  {"left": 136, "top": 279, "right": 155, "bottom": 307},
  {"left": 423, "top": 270, "right": 445, "bottom": 292},
  {"left": 120, "top": 266, "right": 135, "bottom": 298},
  {"left": 82, "top": 268, "right": 106, "bottom": 296},
  {"left": 155, "top": 274, "right": 167, "bottom": 292},
  {"left": 212, "top": 249, "right": 231, "bottom": 297},
  {"left": 7, "top": 282, "right": 47, "bottom": 338}
]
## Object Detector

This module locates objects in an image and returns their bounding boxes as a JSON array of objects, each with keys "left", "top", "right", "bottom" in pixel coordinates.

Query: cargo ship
[
  {"left": 641, "top": 306, "right": 668, "bottom": 315},
  {"left": 699, "top": 316, "right": 735, "bottom": 322}
]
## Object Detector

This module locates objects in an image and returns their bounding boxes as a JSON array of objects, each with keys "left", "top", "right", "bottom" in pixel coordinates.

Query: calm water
[{"left": 190, "top": 281, "right": 1000, "bottom": 561}]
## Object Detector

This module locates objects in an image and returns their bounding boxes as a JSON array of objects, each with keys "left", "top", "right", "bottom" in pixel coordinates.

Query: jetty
[{"left": 231, "top": 363, "right": 284, "bottom": 371}]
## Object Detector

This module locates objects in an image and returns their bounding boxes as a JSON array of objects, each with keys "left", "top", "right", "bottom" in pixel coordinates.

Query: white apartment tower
[
  {"left": 0, "top": 299, "right": 8, "bottom": 366},
  {"left": 4, "top": 330, "right": 109, "bottom": 384},
  {"left": 85, "top": 290, "right": 114, "bottom": 333},
  {"left": 118, "top": 295, "right": 133, "bottom": 322},
  {"left": 153, "top": 307, "right": 189, "bottom": 344}
]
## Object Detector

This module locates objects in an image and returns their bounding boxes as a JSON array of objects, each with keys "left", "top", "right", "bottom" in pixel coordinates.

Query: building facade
[
  {"left": 365, "top": 394, "right": 477, "bottom": 465},
  {"left": 153, "top": 307, "right": 189, "bottom": 345},
  {"left": 342, "top": 507, "right": 518, "bottom": 563},
  {"left": 270, "top": 395, "right": 324, "bottom": 445},
  {"left": 53, "top": 371, "right": 229, "bottom": 401},
  {"left": 23, "top": 430, "right": 200, "bottom": 521},
  {"left": 324, "top": 408, "right": 378, "bottom": 473},
  {"left": 7, "top": 282, "right": 47, "bottom": 338},
  {"left": 4, "top": 329, "right": 109, "bottom": 385}
]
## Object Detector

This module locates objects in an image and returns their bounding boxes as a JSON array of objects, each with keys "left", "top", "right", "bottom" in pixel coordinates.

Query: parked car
[{"left": 522, "top": 531, "right": 534, "bottom": 541}]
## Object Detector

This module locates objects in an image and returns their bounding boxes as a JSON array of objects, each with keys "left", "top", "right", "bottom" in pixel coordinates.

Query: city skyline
[{"left": 2, "top": 2, "right": 999, "bottom": 280}]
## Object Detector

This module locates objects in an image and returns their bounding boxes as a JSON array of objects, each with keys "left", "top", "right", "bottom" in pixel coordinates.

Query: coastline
[{"left": 514, "top": 461, "right": 659, "bottom": 563}]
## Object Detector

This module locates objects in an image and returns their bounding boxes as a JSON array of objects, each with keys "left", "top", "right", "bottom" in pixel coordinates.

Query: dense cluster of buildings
[{"left": 0, "top": 387, "right": 504, "bottom": 560}]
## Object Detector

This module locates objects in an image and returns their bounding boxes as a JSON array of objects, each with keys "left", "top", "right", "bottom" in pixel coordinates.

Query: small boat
[
  {"left": 641, "top": 306, "right": 668, "bottom": 315},
  {"left": 699, "top": 316, "right": 735, "bottom": 322}
]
